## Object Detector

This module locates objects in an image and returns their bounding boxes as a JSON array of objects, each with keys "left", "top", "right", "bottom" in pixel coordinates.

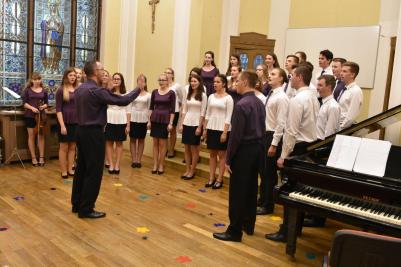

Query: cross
[{"left": 149, "top": 0, "right": 160, "bottom": 34}]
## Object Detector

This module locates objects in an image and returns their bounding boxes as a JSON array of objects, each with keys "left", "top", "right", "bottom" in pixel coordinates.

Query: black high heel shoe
[
  {"left": 182, "top": 173, "right": 195, "bottom": 180},
  {"left": 61, "top": 173, "right": 68, "bottom": 179},
  {"left": 151, "top": 169, "right": 158, "bottom": 174},
  {"left": 157, "top": 170, "right": 164, "bottom": 175},
  {"left": 32, "top": 158, "right": 38, "bottom": 167},
  {"left": 38, "top": 157, "right": 45, "bottom": 167},
  {"left": 212, "top": 180, "right": 223, "bottom": 189},
  {"left": 205, "top": 179, "right": 216, "bottom": 188}
]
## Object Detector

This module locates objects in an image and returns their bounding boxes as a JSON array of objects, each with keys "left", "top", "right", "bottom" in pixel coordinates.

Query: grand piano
[{"left": 276, "top": 104, "right": 401, "bottom": 257}]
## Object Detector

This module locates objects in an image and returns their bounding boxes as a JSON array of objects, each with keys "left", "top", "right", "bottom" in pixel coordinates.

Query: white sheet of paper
[
  {"left": 353, "top": 138, "right": 391, "bottom": 177},
  {"left": 327, "top": 135, "right": 362, "bottom": 171},
  {"left": 2, "top": 87, "right": 21, "bottom": 99}
]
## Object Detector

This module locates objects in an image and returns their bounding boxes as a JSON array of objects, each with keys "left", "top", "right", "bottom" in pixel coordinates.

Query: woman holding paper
[{"left": 22, "top": 73, "right": 48, "bottom": 166}]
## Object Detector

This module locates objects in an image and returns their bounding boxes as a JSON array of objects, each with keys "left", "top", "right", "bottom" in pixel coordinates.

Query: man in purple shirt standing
[
  {"left": 72, "top": 60, "right": 140, "bottom": 219},
  {"left": 213, "top": 71, "right": 266, "bottom": 242}
]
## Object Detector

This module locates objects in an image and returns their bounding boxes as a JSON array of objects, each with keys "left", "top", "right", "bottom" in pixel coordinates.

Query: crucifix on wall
[{"left": 149, "top": 0, "right": 159, "bottom": 34}]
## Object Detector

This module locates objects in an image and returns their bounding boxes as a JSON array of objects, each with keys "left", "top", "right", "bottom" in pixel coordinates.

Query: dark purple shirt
[
  {"left": 75, "top": 80, "right": 140, "bottom": 126},
  {"left": 22, "top": 87, "right": 48, "bottom": 118},
  {"left": 227, "top": 88, "right": 242, "bottom": 106},
  {"left": 226, "top": 91, "right": 266, "bottom": 165},
  {"left": 150, "top": 89, "right": 176, "bottom": 124},
  {"left": 56, "top": 88, "right": 78, "bottom": 124},
  {"left": 201, "top": 67, "right": 219, "bottom": 97}
]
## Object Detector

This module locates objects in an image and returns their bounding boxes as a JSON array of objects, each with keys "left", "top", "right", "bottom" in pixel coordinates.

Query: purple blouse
[
  {"left": 22, "top": 87, "right": 48, "bottom": 118},
  {"left": 201, "top": 67, "right": 219, "bottom": 97},
  {"left": 150, "top": 89, "right": 176, "bottom": 124},
  {"left": 56, "top": 88, "right": 78, "bottom": 124}
]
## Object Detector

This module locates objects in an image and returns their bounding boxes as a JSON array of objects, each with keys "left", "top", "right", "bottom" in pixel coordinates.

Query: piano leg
[{"left": 286, "top": 207, "right": 301, "bottom": 258}]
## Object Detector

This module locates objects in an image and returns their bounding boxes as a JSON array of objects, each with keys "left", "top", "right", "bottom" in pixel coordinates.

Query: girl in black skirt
[
  {"left": 104, "top": 73, "right": 129, "bottom": 174},
  {"left": 179, "top": 73, "right": 207, "bottom": 180},
  {"left": 203, "top": 74, "right": 234, "bottom": 189},
  {"left": 148, "top": 73, "right": 176, "bottom": 174},
  {"left": 129, "top": 74, "right": 151, "bottom": 168},
  {"left": 56, "top": 68, "right": 78, "bottom": 178}
]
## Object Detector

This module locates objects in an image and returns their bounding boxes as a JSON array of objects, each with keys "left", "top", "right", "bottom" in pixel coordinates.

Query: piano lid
[{"left": 307, "top": 104, "right": 401, "bottom": 152}]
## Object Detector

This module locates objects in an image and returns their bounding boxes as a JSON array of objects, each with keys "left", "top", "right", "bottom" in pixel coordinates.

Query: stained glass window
[
  {"left": 0, "top": 0, "right": 101, "bottom": 106},
  {"left": 253, "top": 55, "right": 263, "bottom": 70},
  {"left": 0, "top": 0, "right": 28, "bottom": 105},
  {"left": 239, "top": 53, "right": 248, "bottom": 70}
]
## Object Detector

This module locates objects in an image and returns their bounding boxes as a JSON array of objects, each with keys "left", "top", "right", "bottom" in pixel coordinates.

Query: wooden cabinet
[
  {"left": 229, "top": 32, "right": 275, "bottom": 70},
  {"left": 0, "top": 109, "right": 59, "bottom": 163}
]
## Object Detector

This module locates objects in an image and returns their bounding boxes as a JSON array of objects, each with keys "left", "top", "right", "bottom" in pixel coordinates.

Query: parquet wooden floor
[{"left": 0, "top": 153, "right": 350, "bottom": 266}]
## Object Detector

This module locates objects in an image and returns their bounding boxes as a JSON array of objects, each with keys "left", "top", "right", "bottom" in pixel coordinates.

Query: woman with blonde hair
[
  {"left": 22, "top": 72, "right": 48, "bottom": 166},
  {"left": 56, "top": 67, "right": 78, "bottom": 178}
]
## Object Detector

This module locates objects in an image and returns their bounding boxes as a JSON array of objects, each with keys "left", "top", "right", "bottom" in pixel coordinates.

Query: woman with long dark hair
[
  {"left": 179, "top": 74, "right": 207, "bottom": 180},
  {"left": 104, "top": 73, "right": 129, "bottom": 174},
  {"left": 56, "top": 67, "right": 78, "bottom": 178},
  {"left": 22, "top": 72, "right": 48, "bottom": 166},
  {"left": 201, "top": 51, "right": 219, "bottom": 97},
  {"left": 129, "top": 74, "right": 151, "bottom": 168},
  {"left": 225, "top": 54, "right": 240, "bottom": 76}
]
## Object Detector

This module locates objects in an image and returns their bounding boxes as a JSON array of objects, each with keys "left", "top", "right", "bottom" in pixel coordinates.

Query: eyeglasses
[
  {"left": 158, "top": 79, "right": 167, "bottom": 82},
  {"left": 113, "top": 78, "right": 121, "bottom": 81}
]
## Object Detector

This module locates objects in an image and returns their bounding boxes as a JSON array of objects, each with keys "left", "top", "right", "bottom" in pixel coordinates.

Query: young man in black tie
[
  {"left": 265, "top": 65, "right": 320, "bottom": 242},
  {"left": 331, "top": 57, "right": 347, "bottom": 101},
  {"left": 213, "top": 71, "right": 266, "bottom": 242}
]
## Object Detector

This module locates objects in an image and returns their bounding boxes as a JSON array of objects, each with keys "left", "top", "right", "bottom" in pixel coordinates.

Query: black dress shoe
[
  {"left": 131, "top": 163, "right": 137, "bottom": 168},
  {"left": 78, "top": 210, "right": 106, "bottom": 219},
  {"left": 242, "top": 225, "right": 254, "bottom": 235},
  {"left": 303, "top": 217, "right": 326, "bottom": 227},
  {"left": 114, "top": 169, "right": 120, "bottom": 175},
  {"left": 205, "top": 180, "right": 215, "bottom": 188},
  {"left": 213, "top": 232, "right": 242, "bottom": 242},
  {"left": 265, "top": 231, "right": 287, "bottom": 242},
  {"left": 256, "top": 206, "right": 274, "bottom": 215},
  {"left": 212, "top": 180, "right": 223, "bottom": 189},
  {"left": 151, "top": 169, "right": 158, "bottom": 174}
]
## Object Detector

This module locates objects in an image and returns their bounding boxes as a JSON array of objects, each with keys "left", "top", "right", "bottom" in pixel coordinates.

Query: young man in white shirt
[
  {"left": 331, "top": 57, "right": 347, "bottom": 101},
  {"left": 283, "top": 55, "right": 299, "bottom": 98},
  {"left": 338, "top": 61, "right": 363, "bottom": 130},
  {"left": 314, "top": 49, "right": 333, "bottom": 86},
  {"left": 265, "top": 65, "right": 320, "bottom": 242}
]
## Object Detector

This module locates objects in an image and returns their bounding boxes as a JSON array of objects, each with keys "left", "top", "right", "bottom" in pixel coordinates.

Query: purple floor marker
[
  {"left": 13, "top": 196, "right": 24, "bottom": 201},
  {"left": 214, "top": 223, "right": 226, "bottom": 227},
  {"left": 198, "top": 188, "right": 206, "bottom": 193}
]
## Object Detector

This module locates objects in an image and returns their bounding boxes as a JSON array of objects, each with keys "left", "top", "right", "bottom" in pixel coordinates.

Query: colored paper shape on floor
[
  {"left": 63, "top": 180, "right": 73, "bottom": 185},
  {"left": 114, "top": 183, "right": 123, "bottom": 187},
  {"left": 138, "top": 194, "right": 150, "bottom": 201},
  {"left": 136, "top": 227, "right": 150, "bottom": 233},
  {"left": 0, "top": 227, "right": 8, "bottom": 231},
  {"left": 13, "top": 196, "right": 24, "bottom": 201},
  {"left": 208, "top": 212, "right": 214, "bottom": 216},
  {"left": 270, "top": 216, "right": 282, "bottom": 221},
  {"left": 198, "top": 188, "right": 206, "bottom": 193},
  {"left": 176, "top": 256, "right": 192, "bottom": 263},
  {"left": 142, "top": 236, "right": 148, "bottom": 240},
  {"left": 50, "top": 188, "right": 56, "bottom": 190},
  {"left": 155, "top": 193, "right": 160, "bottom": 196},
  {"left": 214, "top": 223, "right": 226, "bottom": 227},
  {"left": 305, "top": 252, "right": 316, "bottom": 260},
  {"left": 186, "top": 203, "right": 196, "bottom": 209}
]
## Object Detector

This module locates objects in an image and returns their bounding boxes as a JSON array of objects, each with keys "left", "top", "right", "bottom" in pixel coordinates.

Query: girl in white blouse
[
  {"left": 179, "top": 74, "right": 207, "bottom": 180},
  {"left": 129, "top": 74, "right": 151, "bottom": 168},
  {"left": 104, "top": 73, "right": 130, "bottom": 175},
  {"left": 203, "top": 74, "right": 234, "bottom": 189}
]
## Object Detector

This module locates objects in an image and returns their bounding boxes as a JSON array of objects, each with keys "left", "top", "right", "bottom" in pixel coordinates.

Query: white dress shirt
[
  {"left": 169, "top": 83, "right": 182, "bottom": 112},
  {"left": 129, "top": 92, "right": 151, "bottom": 123},
  {"left": 205, "top": 94, "right": 234, "bottom": 131},
  {"left": 338, "top": 81, "right": 363, "bottom": 130},
  {"left": 281, "top": 86, "right": 320, "bottom": 159},
  {"left": 316, "top": 95, "right": 341, "bottom": 140},
  {"left": 182, "top": 93, "right": 207, "bottom": 127},
  {"left": 183, "top": 84, "right": 207, "bottom": 100},
  {"left": 265, "top": 86, "right": 289, "bottom": 146},
  {"left": 314, "top": 66, "right": 333, "bottom": 86},
  {"left": 255, "top": 91, "right": 267, "bottom": 104},
  {"left": 107, "top": 102, "right": 130, "bottom": 124}
]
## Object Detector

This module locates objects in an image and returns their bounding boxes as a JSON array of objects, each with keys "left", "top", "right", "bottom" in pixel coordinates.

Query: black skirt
[
  {"left": 172, "top": 112, "right": 180, "bottom": 126},
  {"left": 25, "top": 117, "right": 36, "bottom": 128},
  {"left": 150, "top": 122, "right": 168, "bottom": 139},
  {"left": 58, "top": 123, "right": 77, "bottom": 143},
  {"left": 104, "top": 123, "right": 127, "bottom": 141},
  {"left": 129, "top": 122, "right": 147, "bottom": 139},
  {"left": 182, "top": 125, "right": 201, "bottom": 145},
  {"left": 206, "top": 129, "right": 229, "bottom": 150}
]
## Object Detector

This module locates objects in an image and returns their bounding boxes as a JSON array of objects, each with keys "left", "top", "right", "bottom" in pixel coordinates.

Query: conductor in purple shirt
[
  {"left": 213, "top": 71, "right": 266, "bottom": 242},
  {"left": 72, "top": 60, "right": 140, "bottom": 219}
]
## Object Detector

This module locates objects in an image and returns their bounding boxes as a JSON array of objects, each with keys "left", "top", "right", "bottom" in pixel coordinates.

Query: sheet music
[
  {"left": 327, "top": 135, "right": 362, "bottom": 171},
  {"left": 353, "top": 138, "right": 391, "bottom": 177}
]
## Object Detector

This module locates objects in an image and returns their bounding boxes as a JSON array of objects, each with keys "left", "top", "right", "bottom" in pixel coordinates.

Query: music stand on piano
[{"left": 2, "top": 87, "right": 25, "bottom": 169}]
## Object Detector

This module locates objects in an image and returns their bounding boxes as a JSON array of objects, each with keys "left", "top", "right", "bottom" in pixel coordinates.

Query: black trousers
[
  {"left": 71, "top": 125, "right": 105, "bottom": 214},
  {"left": 278, "top": 142, "right": 309, "bottom": 235},
  {"left": 258, "top": 131, "right": 281, "bottom": 209},
  {"left": 227, "top": 143, "right": 264, "bottom": 236}
]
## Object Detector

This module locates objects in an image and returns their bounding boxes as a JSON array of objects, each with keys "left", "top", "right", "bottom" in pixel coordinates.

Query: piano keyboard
[{"left": 289, "top": 186, "right": 401, "bottom": 226}]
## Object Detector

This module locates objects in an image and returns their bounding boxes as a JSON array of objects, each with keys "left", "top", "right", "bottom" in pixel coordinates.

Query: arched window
[{"left": 0, "top": 0, "right": 101, "bottom": 106}]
